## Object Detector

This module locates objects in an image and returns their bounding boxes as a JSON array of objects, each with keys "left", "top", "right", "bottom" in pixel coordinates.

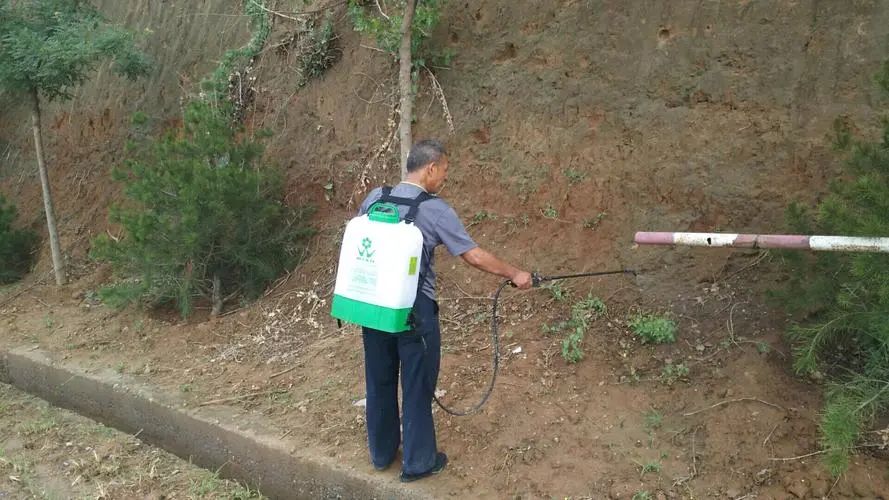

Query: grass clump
[{"left": 629, "top": 314, "right": 677, "bottom": 344}]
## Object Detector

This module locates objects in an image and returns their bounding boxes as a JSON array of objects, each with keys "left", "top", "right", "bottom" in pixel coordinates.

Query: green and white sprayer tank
[{"left": 331, "top": 203, "right": 424, "bottom": 333}]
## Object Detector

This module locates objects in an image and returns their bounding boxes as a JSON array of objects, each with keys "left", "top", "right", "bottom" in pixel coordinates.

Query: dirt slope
[{"left": 3, "top": 0, "right": 889, "bottom": 498}]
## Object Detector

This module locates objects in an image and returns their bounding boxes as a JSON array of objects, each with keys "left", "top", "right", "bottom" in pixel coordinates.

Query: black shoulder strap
[{"left": 377, "top": 185, "right": 433, "bottom": 224}]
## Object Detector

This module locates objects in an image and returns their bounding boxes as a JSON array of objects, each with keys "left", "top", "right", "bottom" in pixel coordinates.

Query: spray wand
[{"left": 433, "top": 268, "right": 636, "bottom": 416}]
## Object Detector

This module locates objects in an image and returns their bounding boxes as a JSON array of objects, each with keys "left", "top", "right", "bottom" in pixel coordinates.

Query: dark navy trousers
[{"left": 361, "top": 293, "right": 441, "bottom": 475}]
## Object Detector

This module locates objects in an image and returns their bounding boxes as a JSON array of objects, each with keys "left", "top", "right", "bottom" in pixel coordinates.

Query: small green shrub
[
  {"left": 130, "top": 110, "right": 148, "bottom": 126},
  {"left": 583, "top": 212, "right": 607, "bottom": 230},
  {"left": 643, "top": 409, "right": 663, "bottom": 431},
  {"left": 541, "top": 204, "right": 558, "bottom": 219},
  {"left": 574, "top": 295, "right": 607, "bottom": 318},
  {"left": 660, "top": 362, "right": 689, "bottom": 384},
  {"left": 466, "top": 210, "right": 496, "bottom": 228},
  {"left": 542, "top": 281, "right": 569, "bottom": 302},
  {"left": 630, "top": 314, "right": 677, "bottom": 344},
  {"left": 541, "top": 320, "right": 568, "bottom": 336},
  {"left": 295, "top": 14, "right": 340, "bottom": 87},
  {"left": 777, "top": 60, "right": 889, "bottom": 475},
  {"left": 92, "top": 101, "right": 313, "bottom": 318},
  {"left": 0, "top": 195, "right": 38, "bottom": 284},
  {"left": 638, "top": 461, "right": 661, "bottom": 476},
  {"left": 561, "top": 323, "right": 585, "bottom": 364},
  {"left": 632, "top": 492, "right": 652, "bottom": 500},
  {"left": 559, "top": 294, "right": 607, "bottom": 363},
  {"left": 633, "top": 460, "right": 661, "bottom": 478}
]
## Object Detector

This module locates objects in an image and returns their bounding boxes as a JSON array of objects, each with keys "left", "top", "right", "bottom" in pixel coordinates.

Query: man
[{"left": 357, "top": 139, "right": 532, "bottom": 482}]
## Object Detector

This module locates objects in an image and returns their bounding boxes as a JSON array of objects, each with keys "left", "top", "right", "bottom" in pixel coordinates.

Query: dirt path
[
  {"left": 0, "top": 382, "right": 264, "bottom": 500},
  {"left": 2, "top": 259, "right": 888, "bottom": 498}
]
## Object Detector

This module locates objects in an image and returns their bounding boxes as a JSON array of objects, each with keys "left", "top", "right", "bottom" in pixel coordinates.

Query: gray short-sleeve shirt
[{"left": 358, "top": 183, "right": 477, "bottom": 300}]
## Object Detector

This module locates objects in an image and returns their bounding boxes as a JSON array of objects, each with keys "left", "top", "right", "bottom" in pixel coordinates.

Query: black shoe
[
  {"left": 373, "top": 458, "right": 395, "bottom": 471},
  {"left": 400, "top": 452, "right": 448, "bottom": 483}
]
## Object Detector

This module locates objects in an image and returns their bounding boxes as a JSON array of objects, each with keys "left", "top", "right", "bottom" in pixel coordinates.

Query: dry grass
[{"left": 0, "top": 383, "right": 264, "bottom": 499}]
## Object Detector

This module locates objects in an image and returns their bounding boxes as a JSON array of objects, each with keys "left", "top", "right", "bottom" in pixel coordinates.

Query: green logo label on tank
[{"left": 357, "top": 237, "right": 375, "bottom": 262}]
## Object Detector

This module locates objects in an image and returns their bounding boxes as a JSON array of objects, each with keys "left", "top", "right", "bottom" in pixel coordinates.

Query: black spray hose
[{"left": 433, "top": 269, "right": 637, "bottom": 417}]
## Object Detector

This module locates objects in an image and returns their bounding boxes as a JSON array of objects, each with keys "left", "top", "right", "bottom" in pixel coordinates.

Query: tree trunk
[
  {"left": 211, "top": 273, "right": 223, "bottom": 317},
  {"left": 398, "top": 0, "right": 417, "bottom": 180},
  {"left": 29, "top": 88, "right": 66, "bottom": 286}
]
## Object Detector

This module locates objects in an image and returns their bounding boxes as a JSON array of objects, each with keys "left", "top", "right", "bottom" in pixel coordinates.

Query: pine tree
[
  {"left": 0, "top": 0, "right": 150, "bottom": 285},
  {"left": 91, "top": 101, "right": 312, "bottom": 318},
  {"left": 782, "top": 61, "right": 889, "bottom": 475}
]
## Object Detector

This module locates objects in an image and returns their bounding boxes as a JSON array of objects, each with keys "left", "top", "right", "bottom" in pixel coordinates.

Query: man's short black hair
[{"left": 406, "top": 139, "right": 447, "bottom": 173}]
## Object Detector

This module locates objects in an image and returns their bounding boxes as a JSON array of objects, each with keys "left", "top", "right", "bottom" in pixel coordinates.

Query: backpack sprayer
[
  {"left": 331, "top": 188, "right": 432, "bottom": 333},
  {"left": 330, "top": 188, "right": 638, "bottom": 415}
]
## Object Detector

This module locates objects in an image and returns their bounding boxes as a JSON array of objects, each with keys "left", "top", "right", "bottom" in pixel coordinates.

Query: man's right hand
[
  {"left": 511, "top": 270, "right": 533, "bottom": 290},
  {"left": 461, "top": 248, "right": 533, "bottom": 289}
]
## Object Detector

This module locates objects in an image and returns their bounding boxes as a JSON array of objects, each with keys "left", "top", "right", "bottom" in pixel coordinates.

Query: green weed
[
  {"left": 583, "top": 212, "right": 607, "bottom": 230},
  {"left": 190, "top": 470, "right": 222, "bottom": 496},
  {"left": 564, "top": 168, "right": 586, "bottom": 185},
  {"left": 19, "top": 414, "right": 57, "bottom": 436},
  {"left": 541, "top": 204, "right": 558, "bottom": 219},
  {"left": 467, "top": 210, "right": 496, "bottom": 228},
  {"left": 559, "top": 294, "right": 607, "bottom": 363},
  {"left": 562, "top": 324, "right": 585, "bottom": 364},
  {"left": 502, "top": 214, "right": 530, "bottom": 235},
  {"left": 295, "top": 14, "right": 340, "bottom": 87},
  {"left": 574, "top": 295, "right": 607, "bottom": 318},
  {"left": 541, "top": 320, "right": 568, "bottom": 336},
  {"left": 629, "top": 314, "right": 677, "bottom": 344},
  {"left": 643, "top": 409, "right": 663, "bottom": 431},
  {"left": 660, "top": 362, "right": 689, "bottom": 384},
  {"left": 638, "top": 460, "right": 661, "bottom": 477},
  {"left": 130, "top": 110, "right": 148, "bottom": 126},
  {"left": 542, "top": 281, "right": 570, "bottom": 302}
]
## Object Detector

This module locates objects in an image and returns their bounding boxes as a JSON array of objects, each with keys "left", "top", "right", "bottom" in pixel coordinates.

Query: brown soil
[{"left": 3, "top": 0, "right": 889, "bottom": 498}]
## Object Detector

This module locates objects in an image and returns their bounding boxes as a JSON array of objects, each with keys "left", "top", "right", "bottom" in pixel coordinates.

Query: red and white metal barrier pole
[{"left": 634, "top": 232, "right": 889, "bottom": 253}]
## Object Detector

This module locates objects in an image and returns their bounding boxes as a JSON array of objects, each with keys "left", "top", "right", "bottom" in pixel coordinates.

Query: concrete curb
[{"left": 0, "top": 347, "right": 432, "bottom": 500}]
